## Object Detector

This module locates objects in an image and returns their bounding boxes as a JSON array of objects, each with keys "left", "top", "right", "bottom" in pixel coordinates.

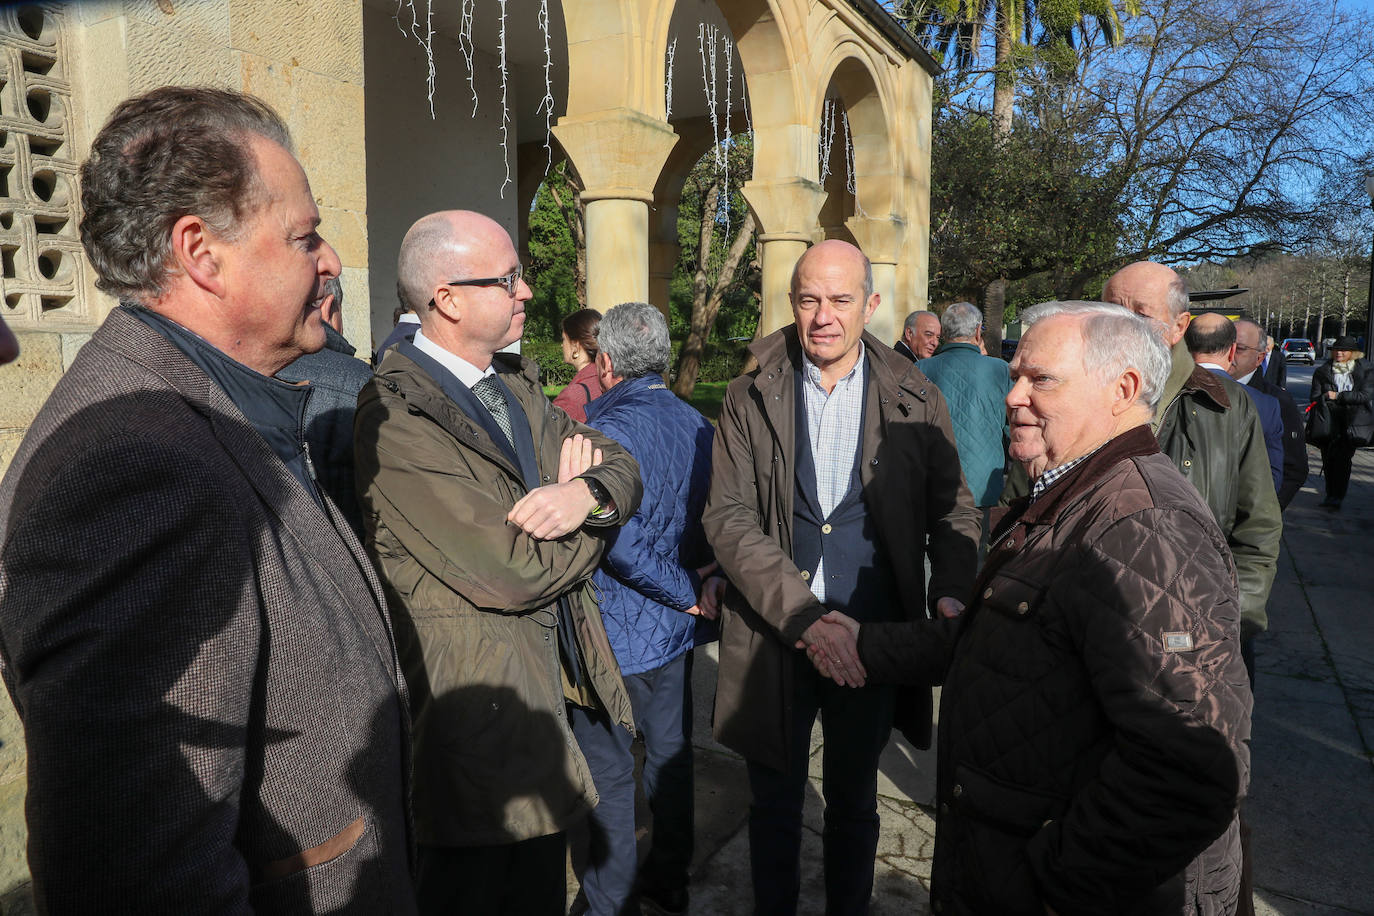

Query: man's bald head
[
  {"left": 791, "top": 239, "right": 874, "bottom": 301},
  {"left": 396, "top": 210, "right": 510, "bottom": 320},
  {"left": 1184, "top": 312, "right": 1236, "bottom": 364},
  {"left": 1101, "top": 261, "right": 1191, "bottom": 346}
]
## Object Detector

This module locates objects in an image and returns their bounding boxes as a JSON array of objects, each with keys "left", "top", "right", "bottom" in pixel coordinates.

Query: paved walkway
[{"left": 670, "top": 443, "right": 1374, "bottom": 915}]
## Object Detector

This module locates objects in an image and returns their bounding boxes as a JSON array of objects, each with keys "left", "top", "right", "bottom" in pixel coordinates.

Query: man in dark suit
[
  {"left": 1233, "top": 318, "right": 1307, "bottom": 509},
  {"left": 894, "top": 309, "right": 940, "bottom": 362},
  {"left": 278, "top": 276, "right": 375, "bottom": 537},
  {"left": 0, "top": 87, "right": 414, "bottom": 913},
  {"left": 1261, "top": 333, "right": 1287, "bottom": 388}
]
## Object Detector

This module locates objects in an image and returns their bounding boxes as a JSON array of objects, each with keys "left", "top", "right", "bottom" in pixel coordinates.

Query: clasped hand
[
  {"left": 798, "top": 611, "right": 865, "bottom": 687},
  {"left": 507, "top": 434, "right": 603, "bottom": 540}
]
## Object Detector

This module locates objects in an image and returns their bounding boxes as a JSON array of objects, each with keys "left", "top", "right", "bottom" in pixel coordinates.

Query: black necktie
[{"left": 471, "top": 375, "right": 515, "bottom": 447}]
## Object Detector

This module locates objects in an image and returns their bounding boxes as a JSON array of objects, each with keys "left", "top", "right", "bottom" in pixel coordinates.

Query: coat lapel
[{"left": 107, "top": 310, "right": 402, "bottom": 683}]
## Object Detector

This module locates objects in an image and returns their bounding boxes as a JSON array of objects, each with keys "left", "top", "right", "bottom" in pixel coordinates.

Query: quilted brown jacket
[
  {"left": 354, "top": 346, "right": 641, "bottom": 847},
  {"left": 862, "top": 425, "right": 1252, "bottom": 916}
]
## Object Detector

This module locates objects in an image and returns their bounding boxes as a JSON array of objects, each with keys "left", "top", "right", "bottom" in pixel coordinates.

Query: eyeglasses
[
  {"left": 438, "top": 264, "right": 525, "bottom": 300},
  {"left": 1234, "top": 344, "right": 1262, "bottom": 354}
]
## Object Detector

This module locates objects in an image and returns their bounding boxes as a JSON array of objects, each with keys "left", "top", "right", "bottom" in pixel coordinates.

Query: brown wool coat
[
  {"left": 703, "top": 327, "right": 979, "bottom": 772},
  {"left": 354, "top": 347, "right": 641, "bottom": 847},
  {"left": 0, "top": 309, "right": 414, "bottom": 914}
]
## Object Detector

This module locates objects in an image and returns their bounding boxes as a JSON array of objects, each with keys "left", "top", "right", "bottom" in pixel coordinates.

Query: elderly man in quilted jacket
[
  {"left": 814, "top": 301, "right": 1253, "bottom": 915},
  {"left": 570, "top": 302, "right": 718, "bottom": 916}
]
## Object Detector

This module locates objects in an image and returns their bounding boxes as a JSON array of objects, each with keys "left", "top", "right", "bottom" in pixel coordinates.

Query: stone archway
[{"left": 814, "top": 50, "right": 905, "bottom": 343}]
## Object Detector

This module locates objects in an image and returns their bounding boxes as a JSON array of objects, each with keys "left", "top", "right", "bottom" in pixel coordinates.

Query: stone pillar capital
[
  {"left": 742, "top": 178, "right": 827, "bottom": 242},
  {"left": 552, "top": 109, "right": 678, "bottom": 201},
  {"left": 845, "top": 215, "right": 906, "bottom": 264}
]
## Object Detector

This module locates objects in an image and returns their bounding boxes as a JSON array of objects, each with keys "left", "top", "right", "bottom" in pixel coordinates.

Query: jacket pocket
[
  {"left": 254, "top": 815, "right": 367, "bottom": 883},
  {"left": 951, "top": 763, "right": 1064, "bottom": 837}
]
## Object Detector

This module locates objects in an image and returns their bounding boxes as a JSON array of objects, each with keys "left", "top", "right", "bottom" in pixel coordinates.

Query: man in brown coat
[
  {"left": 354, "top": 210, "right": 642, "bottom": 914},
  {"left": 0, "top": 87, "right": 414, "bottom": 913},
  {"left": 816, "top": 302, "right": 1253, "bottom": 915},
  {"left": 703, "top": 239, "right": 979, "bottom": 914}
]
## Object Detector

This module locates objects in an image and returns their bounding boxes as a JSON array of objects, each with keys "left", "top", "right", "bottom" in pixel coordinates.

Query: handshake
[{"left": 797, "top": 597, "right": 966, "bottom": 688}]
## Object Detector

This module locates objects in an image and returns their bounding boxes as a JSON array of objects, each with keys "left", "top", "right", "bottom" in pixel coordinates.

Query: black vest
[{"left": 791, "top": 364, "right": 898, "bottom": 623}]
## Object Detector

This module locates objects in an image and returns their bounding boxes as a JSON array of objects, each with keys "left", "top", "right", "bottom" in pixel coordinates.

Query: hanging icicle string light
[
  {"left": 699, "top": 24, "right": 724, "bottom": 172},
  {"left": 537, "top": 0, "right": 555, "bottom": 175},
  {"left": 395, "top": 0, "right": 437, "bottom": 119},
  {"left": 818, "top": 98, "right": 837, "bottom": 184},
  {"left": 843, "top": 109, "right": 865, "bottom": 215},
  {"left": 497, "top": 0, "right": 512, "bottom": 197},
  {"left": 665, "top": 36, "right": 678, "bottom": 121},
  {"left": 459, "top": 0, "right": 477, "bottom": 117},
  {"left": 720, "top": 34, "right": 733, "bottom": 227}
]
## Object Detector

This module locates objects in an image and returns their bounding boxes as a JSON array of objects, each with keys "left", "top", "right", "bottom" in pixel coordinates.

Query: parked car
[{"left": 1281, "top": 338, "right": 1315, "bottom": 364}]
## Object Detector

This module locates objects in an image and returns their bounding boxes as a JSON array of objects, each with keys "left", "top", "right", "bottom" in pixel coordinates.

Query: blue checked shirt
[{"left": 800, "top": 343, "right": 866, "bottom": 601}]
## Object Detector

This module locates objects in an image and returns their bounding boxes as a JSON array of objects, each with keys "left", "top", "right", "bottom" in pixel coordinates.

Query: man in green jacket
[
  {"left": 1100, "top": 262, "right": 1280, "bottom": 652},
  {"left": 354, "top": 210, "right": 643, "bottom": 915}
]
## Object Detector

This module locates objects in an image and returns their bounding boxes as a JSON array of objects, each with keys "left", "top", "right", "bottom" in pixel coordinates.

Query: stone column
[
  {"left": 846, "top": 215, "right": 906, "bottom": 346},
  {"left": 552, "top": 110, "right": 678, "bottom": 311},
  {"left": 648, "top": 240, "right": 678, "bottom": 321},
  {"left": 742, "top": 178, "right": 827, "bottom": 336}
]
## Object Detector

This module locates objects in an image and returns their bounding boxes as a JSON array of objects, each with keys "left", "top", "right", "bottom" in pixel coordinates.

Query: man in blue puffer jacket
[{"left": 571, "top": 301, "right": 718, "bottom": 916}]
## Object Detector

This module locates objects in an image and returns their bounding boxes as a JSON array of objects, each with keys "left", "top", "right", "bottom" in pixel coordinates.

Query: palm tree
[{"left": 890, "top": 0, "right": 1135, "bottom": 350}]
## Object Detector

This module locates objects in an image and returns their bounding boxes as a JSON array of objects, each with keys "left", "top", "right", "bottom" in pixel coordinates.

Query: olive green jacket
[
  {"left": 1004, "top": 341, "right": 1280, "bottom": 634},
  {"left": 354, "top": 347, "right": 642, "bottom": 847}
]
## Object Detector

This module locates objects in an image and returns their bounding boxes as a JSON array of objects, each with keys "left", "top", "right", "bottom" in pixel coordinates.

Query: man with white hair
[{"left": 813, "top": 301, "right": 1253, "bottom": 915}]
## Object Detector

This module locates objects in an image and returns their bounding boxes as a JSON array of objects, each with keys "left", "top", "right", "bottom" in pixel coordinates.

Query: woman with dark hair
[
  {"left": 552, "top": 308, "right": 603, "bottom": 422},
  {"left": 1311, "top": 335, "right": 1374, "bottom": 511}
]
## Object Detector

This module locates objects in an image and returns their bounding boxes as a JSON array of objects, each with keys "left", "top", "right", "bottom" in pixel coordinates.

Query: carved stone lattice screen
[{"left": 0, "top": 4, "right": 87, "bottom": 328}]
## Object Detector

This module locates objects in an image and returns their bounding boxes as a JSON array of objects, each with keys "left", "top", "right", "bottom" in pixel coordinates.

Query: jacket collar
[
  {"left": 931, "top": 341, "right": 979, "bottom": 357},
  {"left": 322, "top": 323, "right": 357, "bottom": 357},
  {"left": 93, "top": 307, "right": 400, "bottom": 677},
  {"left": 585, "top": 373, "right": 664, "bottom": 423},
  {"left": 374, "top": 346, "right": 526, "bottom": 482},
  {"left": 1009, "top": 424, "right": 1160, "bottom": 528}
]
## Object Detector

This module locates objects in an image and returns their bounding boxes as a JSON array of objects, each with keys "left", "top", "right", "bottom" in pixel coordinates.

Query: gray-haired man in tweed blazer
[{"left": 0, "top": 88, "right": 415, "bottom": 914}]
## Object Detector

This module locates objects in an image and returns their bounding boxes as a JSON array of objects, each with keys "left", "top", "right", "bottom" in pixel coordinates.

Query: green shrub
[{"left": 521, "top": 339, "right": 575, "bottom": 386}]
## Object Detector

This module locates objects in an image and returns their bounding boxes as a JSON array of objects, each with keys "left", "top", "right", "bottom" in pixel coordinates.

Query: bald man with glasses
[{"left": 354, "top": 210, "right": 643, "bottom": 914}]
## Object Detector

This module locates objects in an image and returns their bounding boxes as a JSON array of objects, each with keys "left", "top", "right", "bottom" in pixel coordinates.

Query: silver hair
[
  {"left": 1021, "top": 300, "right": 1172, "bottom": 412},
  {"left": 941, "top": 301, "right": 982, "bottom": 341},
  {"left": 1165, "top": 275, "right": 1190, "bottom": 320},
  {"left": 598, "top": 302, "right": 671, "bottom": 380}
]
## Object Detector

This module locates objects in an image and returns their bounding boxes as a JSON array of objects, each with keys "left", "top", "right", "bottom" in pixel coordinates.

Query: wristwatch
[{"left": 581, "top": 476, "right": 615, "bottom": 520}]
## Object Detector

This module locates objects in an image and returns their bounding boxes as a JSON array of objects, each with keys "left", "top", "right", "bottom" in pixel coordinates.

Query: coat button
[
  {"left": 800, "top": 570, "right": 811, "bottom": 581},
  {"left": 982, "top": 587, "right": 993, "bottom": 599},
  {"left": 821, "top": 523, "right": 832, "bottom": 535},
  {"left": 1017, "top": 601, "right": 1029, "bottom": 614},
  {"left": 1183, "top": 459, "right": 1192, "bottom": 468},
  {"left": 870, "top": 458, "right": 878, "bottom": 466},
  {"left": 952, "top": 783, "right": 963, "bottom": 798}
]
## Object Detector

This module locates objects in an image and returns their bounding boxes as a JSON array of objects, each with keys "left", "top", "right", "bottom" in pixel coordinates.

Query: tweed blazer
[{"left": 0, "top": 309, "right": 415, "bottom": 914}]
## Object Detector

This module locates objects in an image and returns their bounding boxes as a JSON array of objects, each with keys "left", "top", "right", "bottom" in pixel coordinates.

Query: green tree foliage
[
  {"left": 525, "top": 160, "right": 585, "bottom": 342},
  {"left": 671, "top": 134, "right": 759, "bottom": 398}
]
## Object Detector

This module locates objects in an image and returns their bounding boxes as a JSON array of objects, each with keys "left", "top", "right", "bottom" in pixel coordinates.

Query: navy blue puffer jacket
[{"left": 584, "top": 373, "right": 716, "bottom": 675}]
